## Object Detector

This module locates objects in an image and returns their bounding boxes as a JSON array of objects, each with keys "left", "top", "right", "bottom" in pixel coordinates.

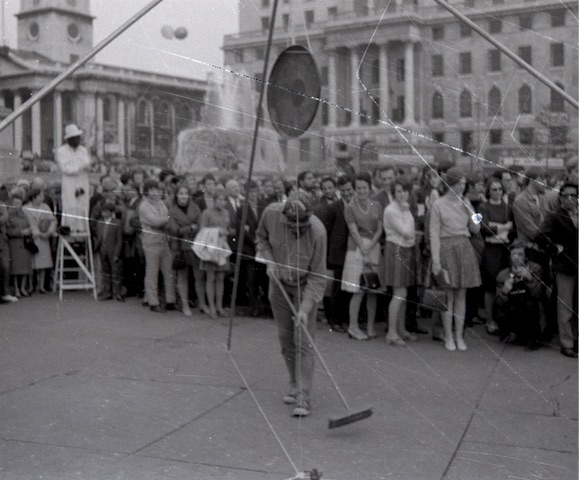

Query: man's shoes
[
  {"left": 1, "top": 294, "right": 18, "bottom": 302},
  {"left": 98, "top": 295, "right": 112, "bottom": 301},
  {"left": 486, "top": 323, "right": 500, "bottom": 335},
  {"left": 329, "top": 323, "right": 346, "bottom": 333},
  {"left": 115, "top": 295, "right": 125, "bottom": 302},
  {"left": 165, "top": 303, "right": 177, "bottom": 311},
  {"left": 432, "top": 334, "right": 444, "bottom": 342},
  {"left": 561, "top": 347, "right": 578, "bottom": 358},
  {"left": 413, "top": 326, "right": 428, "bottom": 334},
  {"left": 292, "top": 400, "right": 310, "bottom": 417},
  {"left": 150, "top": 305, "right": 165, "bottom": 313},
  {"left": 283, "top": 391, "right": 298, "bottom": 405},
  {"left": 525, "top": 341, "right": 541, "bottom": 351}
]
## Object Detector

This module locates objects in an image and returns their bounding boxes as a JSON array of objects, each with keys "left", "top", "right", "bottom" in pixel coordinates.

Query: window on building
[
  {"left": 519, "top": 127, "right": 534, "bottom": 145},
  {"left": 321, "top": 102, "right": 329, "bottom": 126},
  {"left": 551, "top": 43, "right": 564, "bottom": 67},
  {"left": 550, "top": 83, "right": 565, "bottom": 112},
  {"left": 255, "top": 47, "right": 264, "bottom": 60},
  {"left": 519, "top": 13, "right": 533, "bottom": 30},
  {"left": 489, "top": 18, "right": 502, "bottom": 33},
  {"left": 459, "top": 52, "right": 472, "bottom": 74},
  {"left": 488, "top": 49, "right": 501, "bottom": 72},
  {"left": 518, "top": 46, "right": 532, "bottom": 66},
  {"left": 300, "top": 138, "right": 311, "bottom": 162},
  {"left": 282, "top": 13, "right": 290, "bottom": 31},
  {"left": 235, "top": 49, "right": 244, "bottom": 63},
  {"left": 304, "top": 10, "right": 314, "bottom": 27},
  {"left": 432, "top": 26, "right": 444, "bottom": 41},
  {"left": 372, "top": 59, "right": 380, "bottom": 84},
  {"left": 261, "top": 0, "right": 270, "bottom": 7},
  {"left": 433, "top": 132, "right": 445, "bottom": 143},
  {"left": 460, "top": 131, "right": 474, "bottom": 155},
  {"left": 103, "top": 97, "right": 113, "bottom": 123},
  {"left": 156, "top": 101, "right": 171, "bottom": 128},
  {"left": 137, "top": 100, "right": 151, "bottom": 126},
  {"left": 321, "top": 66, "right": 328, "bottom": 86},
  {"left": 432, "top": 55, "right": 444, "bottom": 77},
  {"left": 62, "top": 94, "right": 75, "bottom": 124},
  {"left": 177, "top": 104, "right": 193, "bottom": 130},
  {"left": 432, "top": 91, "right": 444, "bottom": 119},
  {"left": 328, "top": 6, "right": 338, "bottom": 18},
  {"left": 550, "top": 126, "right": 568, "bottom": 146},
  {"left": 489, "top": 129, "right": 502, "bottom": 144},
  {"left": 518, "top": 84, "right": 532, "bottom": 114},
  {"left": 354, "top": 0, "right": 369, "bottom": 17},
  {"left": 396, "top": 58, "right": 405, "bottom": 82},
  {"left": 459, "top": 89, "right": 472, "bottom": 118},
  {"left": 488, "top": 87, "right": 502, "bottom": 117},
  {"left": 392, "top": 96, "right": 405, "bottom": 123},
  {"left": 261, "top": 16, "right": 269, "bottom": 31},
  {"left": 460, "top": 23, "right": 472, "bottom": 38},
  {"left": 551, "top": 9, "right": 566, "bottom": 27}
]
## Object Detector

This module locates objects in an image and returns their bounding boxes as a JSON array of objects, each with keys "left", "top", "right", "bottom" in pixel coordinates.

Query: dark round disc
[{"left": 267, "top": 45, "right": 321, "bottom": 139}]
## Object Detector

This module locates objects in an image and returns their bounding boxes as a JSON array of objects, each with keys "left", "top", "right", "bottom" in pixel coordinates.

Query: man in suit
[{"left": 94, "top": 202, "right": 124, "bottom": 301}]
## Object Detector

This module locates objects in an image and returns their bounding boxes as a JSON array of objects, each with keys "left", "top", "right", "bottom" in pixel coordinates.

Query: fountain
[{"left": 173, "top": 71, "right": 286, "bottom": 175}]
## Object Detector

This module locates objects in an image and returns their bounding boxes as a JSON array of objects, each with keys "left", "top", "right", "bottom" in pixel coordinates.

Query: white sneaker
[{"left": 1, "top": 294, "right": 18, "bottom": 302}]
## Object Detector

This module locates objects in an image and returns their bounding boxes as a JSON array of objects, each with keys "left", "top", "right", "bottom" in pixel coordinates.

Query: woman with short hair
[{"left": 430, "top": 168, "right": 482, "bottom": 351}]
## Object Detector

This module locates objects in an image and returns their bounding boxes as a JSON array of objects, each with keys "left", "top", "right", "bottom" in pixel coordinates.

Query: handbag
[
  {"left": 172, "top": 251, "right": 187, "bottom": 270},
  {"left": 23, "top": 235, "right": 39, "bottom": 254},
  {"left": 420, "top": 268, "right": 448, "bottom": 312},
  {"left": 360, "top": 271, "right": 381, "bottom": 292}
]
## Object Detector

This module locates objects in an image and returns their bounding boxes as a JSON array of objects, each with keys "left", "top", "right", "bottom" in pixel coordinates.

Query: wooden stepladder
[{"left": 53, "top": 231, "right": 97, "bottom": 300}]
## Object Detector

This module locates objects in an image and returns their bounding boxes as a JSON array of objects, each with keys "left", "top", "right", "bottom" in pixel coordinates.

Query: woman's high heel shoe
[
  {"left": 347, "top": 328, "right": 368, "bottom": 341},
  {"left": 385, "top": 335, "right": 406, "bottom": 346},
  {"left": 400, "top": 332, "right": 418, "bottom": 342}
]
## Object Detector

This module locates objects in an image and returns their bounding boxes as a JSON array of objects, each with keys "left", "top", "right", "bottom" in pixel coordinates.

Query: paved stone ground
[{"left": 0, "top": 292, "right": 577, "bottom": 480}]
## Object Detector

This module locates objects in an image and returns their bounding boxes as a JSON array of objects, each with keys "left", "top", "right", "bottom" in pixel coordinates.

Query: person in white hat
[{"left": 56, "top": 124, "right": 92, "bottom": 233}]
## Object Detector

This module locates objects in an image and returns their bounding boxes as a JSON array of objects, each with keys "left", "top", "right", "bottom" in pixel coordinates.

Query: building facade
[
  {"left": 0, "top": 0, "right": 206, "bottom": 168},
  {"left": 222, "top": 0, "right": 578, "bottom": 173}
]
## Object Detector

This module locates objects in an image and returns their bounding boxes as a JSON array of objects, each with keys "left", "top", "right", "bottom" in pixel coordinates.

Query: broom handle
[{"left": 271, "top": 273, "right": 351, "bottom": 410}]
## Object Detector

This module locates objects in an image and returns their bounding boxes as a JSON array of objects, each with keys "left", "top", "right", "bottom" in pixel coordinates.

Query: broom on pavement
[{"left": 271, "top": 274, "right": 373, "bottom": 429}]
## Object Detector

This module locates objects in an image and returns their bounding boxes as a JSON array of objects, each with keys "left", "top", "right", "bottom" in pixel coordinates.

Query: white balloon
[
  {"left": 174, "top": 26, "right": 188, "bottom": 40},
  {"left": 161, "top": 25, "right": 174, "bottom": 40}
]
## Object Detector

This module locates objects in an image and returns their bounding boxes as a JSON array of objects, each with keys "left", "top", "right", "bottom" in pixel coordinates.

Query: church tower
[{"left": 16, "top": 0, "right": 94, "bottom": 64}]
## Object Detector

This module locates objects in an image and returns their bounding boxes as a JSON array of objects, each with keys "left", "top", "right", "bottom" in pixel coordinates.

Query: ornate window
[
  {"left": 488, "top": 87, "right": 501, "bottom": 117},
  {"left": 459, "top": 90, "right": 472, "bottom": 118},
  {"left": 518, "top": 85, "right": 532, "bottom": 114},
  {"left": 432, "top": 91, "right": 444, "bottom": 119}
]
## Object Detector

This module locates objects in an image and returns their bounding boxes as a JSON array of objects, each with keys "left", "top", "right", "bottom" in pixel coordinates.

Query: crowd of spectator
[{"left": 0, "top": 155, "right": 577, "bottom": 358}]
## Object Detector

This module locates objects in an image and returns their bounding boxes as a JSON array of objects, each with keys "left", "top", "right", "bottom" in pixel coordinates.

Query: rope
[{"left": 226, "top": 349, "right": 301, "bottom": 477}]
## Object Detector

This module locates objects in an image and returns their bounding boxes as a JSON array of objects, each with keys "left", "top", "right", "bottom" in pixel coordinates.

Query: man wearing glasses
[{"left": 537, "top": 182, "right": 579, "bottom": 358}]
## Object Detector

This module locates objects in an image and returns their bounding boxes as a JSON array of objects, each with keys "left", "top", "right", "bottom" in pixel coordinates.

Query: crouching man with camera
[{"left": 495, "top": 240, "right": 543, "bottom": 350}]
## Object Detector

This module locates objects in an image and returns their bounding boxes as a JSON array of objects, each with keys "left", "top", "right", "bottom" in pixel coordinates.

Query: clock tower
[{"left": 16, "top": 0, "right": 94, "bottom": 64}]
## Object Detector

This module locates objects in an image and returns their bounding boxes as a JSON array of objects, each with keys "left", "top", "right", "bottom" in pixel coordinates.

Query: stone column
[
  {"left": 327, "top": 49, "right": 337, "bottom": 128},
  {"left": 126, "top": 101, "right": 135, "bottom": 157},
  {"left": 31, "top": 100, "right": 41, "bottom": 157},
  {"left": 117, "top": 98, "right": 125, "bottom": 156},
  {"left": 14, "top": 91, "right": 22, "bottom": 153},
  {"left": 350, "top": 47, "right": 360, "bottom": 128},
  {"left": 53, "top": 91, "right": 62, "bottom": 151},
  {"left": 404, "top": 41, "right": 415, "bottom": 125},
  {"left": 379, "top": 43, "right": 389, "bottom": 121},
  {"left": 96, "top": 95, "right": 104, "bottom": 159}
]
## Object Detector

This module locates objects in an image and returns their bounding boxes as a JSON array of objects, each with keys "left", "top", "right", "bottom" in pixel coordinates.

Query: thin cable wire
[{"left": 226, "top": 348, "right": 301, "bottom": 477}]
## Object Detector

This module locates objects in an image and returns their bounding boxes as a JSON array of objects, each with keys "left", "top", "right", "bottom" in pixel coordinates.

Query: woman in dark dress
[{"left": 478, "top": 178, "right": 514, "bottom": 335}]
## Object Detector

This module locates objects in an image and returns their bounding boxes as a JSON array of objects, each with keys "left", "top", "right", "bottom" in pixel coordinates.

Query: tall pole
[
  {"left": 0, "top": 0, "right": 167, "bottom": 135},
  {"left": 431, "top": 0, "right": 578, "bottom": 110},
  {"left": 227, "top": 0, "right": 280, "bottom": 351}
]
